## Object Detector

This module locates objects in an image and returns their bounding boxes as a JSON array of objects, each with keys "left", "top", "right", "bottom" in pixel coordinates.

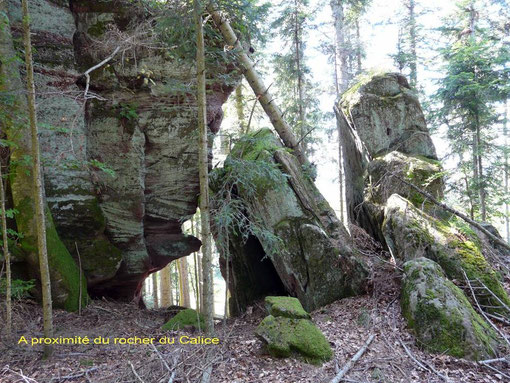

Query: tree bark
[
  {"left": 207, "top": 1, "right": 309, "bottom": 167},
  {"left": 476, "top": 120, "right": 486, "bottom": 221},
  {"left": 22, "top": 0, "right": 53, "bottom": 357},
  {"left": 160, "top": 264, "right": 172, "bottom": 307},
  {"left": 196, "top": 0, "right": 215, "bottom": 334},
  {"left": 178, "top": 258, "right": 191, "bottom": 307},
  {"left": 235, "top": 85, "right": 247, "bottom": 134},
  {"left": 407, "top": 0, "right": 418, "bottom": 87},
  {"left": 294, "top": 0, "right": 306, "bottom": 153},
  {"left": 355, "top": 19, "right": 362, "bottom": 75},
  {"left": 0, "top": 164, "right": 11, "bottom": 336},
  {"left": 331, "top": 0, "right": 350, "bottom": 93},
  {"left": 504, "top": 99, "right": 509, "bottom": 243},
  {"left": 152, "top": 272, "right": 159, "bottom": 309}
]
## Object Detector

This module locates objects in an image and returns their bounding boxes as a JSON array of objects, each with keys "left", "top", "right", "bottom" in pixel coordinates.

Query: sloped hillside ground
[{"left": 1, "top": 228, "right": 509, "bottom": 383}]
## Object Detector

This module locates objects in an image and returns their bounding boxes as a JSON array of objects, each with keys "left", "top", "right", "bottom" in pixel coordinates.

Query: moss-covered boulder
[
  {"left": 401, "top": 258, "right": 501, "bottom": 360},
  {"left": 256, "top": 306, "right": 332, "bottom": 364},
  {"left": 336, "top": 72, "right": 438, "bottom": 228},
  {"left": 162, "top": 308, "right": 205, "bottom": 331},
  {"left": 383, "top": 194, "right": 510, "bottom": 315},
  {"left": 367, "top": 151, "right": 444, "bottom": 206},
  {"left": 265, "top": 296, "right": 311, "bottom": 320},
  {"left": 211, "top": 129, "right": 368, "bottom": 314},
  {"left": 340, "top": 72, "right": 437, "bottom": 160}
]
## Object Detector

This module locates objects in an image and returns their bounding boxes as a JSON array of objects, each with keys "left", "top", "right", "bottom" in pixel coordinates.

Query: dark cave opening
[{"left": 222, "top": 234, "right": 287, "bottom": 316}]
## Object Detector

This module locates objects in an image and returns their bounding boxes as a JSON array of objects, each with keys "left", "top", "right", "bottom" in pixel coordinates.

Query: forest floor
[
  {"left": 1, "top": 228, "right": 509, "bottom": 383},
  {"left": 1, "top": 270, "right": 509, "bottom": 383}
]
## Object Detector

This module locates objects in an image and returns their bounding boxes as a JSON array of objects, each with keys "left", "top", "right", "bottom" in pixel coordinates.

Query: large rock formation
[
  {"left": 338, "top": 72, "right": 509, "bottom": 359},
  {"left": 3, "top": 0, "right": 235, "bottom": 303},
  {"left": 211, "top": 129, "right": 368, "bottom": 314},
  {"left": 336, "top": 72, "right": 438, "bottom": 240}
]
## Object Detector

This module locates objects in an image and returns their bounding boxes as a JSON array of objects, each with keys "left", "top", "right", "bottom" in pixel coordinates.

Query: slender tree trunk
[
  {"left": 178, "top": 258, "right": 191, "bottom": 307},
  {"left": 504, "top": 99, "right": 509, "bottom": 242},
  {"left": 331, "top": 0, "right": 350, "bottom": 225},
  {"left": 331, "top": 0, "right": 350, "bottom": 93},
  {"left": 196, "top": 0, "right": 214, "bottom": 334},
  {"left": 196, "top": 214, "right": 204, "bottom": 312},
  {"left": 152, "top": 273, "right": 159, "bottom": 309},
  {"left": 472, "top": 130, "right": 480, "bottom": 218},
  {"left": 476, "top": 120, "right": 486, "bottom": 221},
  {"left": 235, "top": 85, "right": 247, "bottom": 134},
  {"left": 355, "top": 19, "right": 362, "bottom": 75},
  {"left": 294, "top": 0, "right": 306, "bottom": 153},
  {"left": 207, "top": 1, "right": 309, "bottom": 167},
  {"left": 22, "top": 0, "right": 53, "bottom": 357},
  {"left": 407, "top": 0, "right": 418, "bottom": 87},
  {"left": 333, "top": 48, "right": 340, "bottom": 95},
  {"left": 191, "top": 218, "right": 201, "bottom": 311},
  {"left": 160, "top": 264, "right": 172, "bottom": 307},
  {"left": 0, "top": 165, "right": 11, "bottom": 336}
]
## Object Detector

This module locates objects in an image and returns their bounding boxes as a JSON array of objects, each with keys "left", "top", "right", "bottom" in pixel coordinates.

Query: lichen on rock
[{"left": 401, "top": 257, "right": 501, "bottom": 360}]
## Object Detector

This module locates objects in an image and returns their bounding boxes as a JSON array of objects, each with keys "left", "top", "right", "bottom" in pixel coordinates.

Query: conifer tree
[
  {"left": 434, "top": 0, "right": 509, "bottom": 222},
  {"left": 271, "top": 0, "right": 323, "bottom": 155}
]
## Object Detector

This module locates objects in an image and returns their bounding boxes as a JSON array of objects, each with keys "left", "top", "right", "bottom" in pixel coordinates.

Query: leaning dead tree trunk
[
  {"left": 207, "top": 1, "right": 309, "bottom": 167},
  {"left": 0, "top": 164, "right": 11, "bottom": 336},
  {"left": 393, "top": 173, "right": 510, "bottom": 252},
  {"left": 22, "top": 0, "right": 54, "bottom": 357},
  {"left": 196, "top": 0, "right": 215, "bottom": 334}
]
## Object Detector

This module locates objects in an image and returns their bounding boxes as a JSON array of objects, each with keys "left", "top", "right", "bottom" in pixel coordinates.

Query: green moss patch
[
  {"left": 265, "top": 296, "right": 311, "bottom": 320},
  {"left": 401, "top": 258, "right": 501, "bottom": 360},
  {"left": 255, "top": 315, "right": 332, "bottom": 364},
  {"left": 383, "top": 194, "right": 510, "bottom": 316},
  {"left": 162, "top": 308, "right": 205, "bottom": 331}
]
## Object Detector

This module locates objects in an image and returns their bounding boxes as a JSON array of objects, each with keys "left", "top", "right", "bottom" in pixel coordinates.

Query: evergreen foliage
[{"left": 432, "top": 1, "right": 509, "bottom": 221}]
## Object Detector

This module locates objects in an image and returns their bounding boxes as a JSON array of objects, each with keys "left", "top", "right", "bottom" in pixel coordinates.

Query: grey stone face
[{"left": 7, "top": 0, "right": 233, "bottom": 300}]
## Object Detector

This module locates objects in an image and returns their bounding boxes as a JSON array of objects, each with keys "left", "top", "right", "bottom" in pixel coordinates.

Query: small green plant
[
  {"left": 0, "top": 278, "right": 36, "bottom": 299},
  {"left": 211, "top": 139, "right": 289, "bottom": 259},
  {"left": 88, "top": 159, "right": 116, "bottom": 178},
  {"left": 118, "top": 103, "right": 138, "bottom": 121}
]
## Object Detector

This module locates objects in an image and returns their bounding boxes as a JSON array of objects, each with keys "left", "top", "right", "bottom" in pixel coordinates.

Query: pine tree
[
  {"left": 434, "top": 0, "right": 509, "bottom": 222},
  {"left": 271, "top": 0, "right": 324, "bottom": 156},
  {"left": 21, "top": 0, "right": 53, "bottom": 357},
  {"left": 392, "top": 0, "right": 420, "bottom": 87},
  {"left": 330, "top": 0, "right": 370, "bottom": 94},
  {"left": 207, "top": 1, "right": 309, "bottom": 167}
]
